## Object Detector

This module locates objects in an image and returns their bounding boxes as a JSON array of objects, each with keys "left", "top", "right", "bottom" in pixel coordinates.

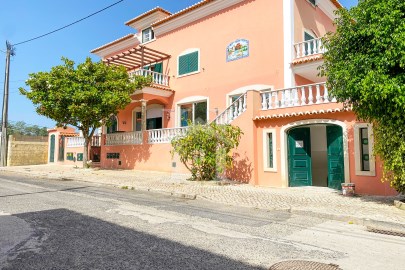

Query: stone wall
[{"left": 7, "top": 135, "right": 48, "bottom": 166}]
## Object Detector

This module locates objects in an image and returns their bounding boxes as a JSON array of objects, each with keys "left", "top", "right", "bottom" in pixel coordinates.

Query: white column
[{"left": 283, "top": 0, "right": 295, "bottom": 88}]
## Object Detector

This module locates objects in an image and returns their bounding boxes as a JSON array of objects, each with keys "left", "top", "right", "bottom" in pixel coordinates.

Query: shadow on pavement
[{"left": 1, "top": 208, "right": 264, "bottom": 270}]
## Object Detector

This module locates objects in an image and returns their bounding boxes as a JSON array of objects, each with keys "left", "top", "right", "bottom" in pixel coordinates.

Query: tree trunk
[{"left": 83, "top": 137, "right": 89, "bottom": 168}]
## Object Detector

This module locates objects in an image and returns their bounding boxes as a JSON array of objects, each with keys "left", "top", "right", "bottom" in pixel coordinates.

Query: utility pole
[{"left": 1, "top": 41, "right": 15, "bottom": 166}]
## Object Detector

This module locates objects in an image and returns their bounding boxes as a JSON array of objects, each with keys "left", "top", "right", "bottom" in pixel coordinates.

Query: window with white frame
[
  {"left": 142, "top": 27, "right": 154, "bottom": 43},
  {"left": 304, "top": 30, "right": 316, "bottom": 56},
  {"left": 354, "top": 123, "right": 375, "bottom": 176},
  {"left": 179, "top": 100, "right": 207, "bottom": 127},
  {"left": 263, "top": 129, "right": 277, "bottom": 171},
  {"left": 178, "top": 49, "right": 199, "bottom": 77}
]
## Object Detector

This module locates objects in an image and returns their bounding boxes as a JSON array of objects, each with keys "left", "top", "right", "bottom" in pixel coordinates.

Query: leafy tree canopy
[
  {"left": 320, "top": 0, "right": 405, "bottom": 192},
  {"left": 20, "top": 57, "right": 151, "bottom": 166},
  {"left": 6, "top": 121, "right": 48, "bottom": 136}
]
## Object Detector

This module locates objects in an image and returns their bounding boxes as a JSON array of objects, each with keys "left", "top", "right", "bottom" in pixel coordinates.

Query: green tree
[
  {"left": 320, "top": 0, "right": 405, "bottom": 192},
  {"left": 6, "top": 121, "right": 48, "bottom": 136},
  {"left": 171, "top": 123, "right": 242, "bottom": 181},
  {"left": 20, "top": 57, "right": 151, "bottom": 167}
]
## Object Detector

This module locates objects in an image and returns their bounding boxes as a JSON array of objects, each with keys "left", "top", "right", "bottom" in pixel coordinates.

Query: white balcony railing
[
  {"left": 147, "top": 127, "right": 189, "bottom": 144},
  {"left": 213, "top": 93, "right": 247, "bottom": 125},
  {"left": 260, "top": 82, "right": 337, "bottom": 110},
  {"left": 130, "top": 69, "right": 169, "bottom": 87},
  {"left": 106, "top": 132, "right": 143, "bottom": 146},
  {"left": 66, "top": 136, "right": 101, "bottom": 147},
  {"left": 294, "top": 38, "right": 325, "bottom": 59}
]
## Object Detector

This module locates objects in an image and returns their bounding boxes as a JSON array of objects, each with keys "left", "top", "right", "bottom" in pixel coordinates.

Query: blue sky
[{"left": 0, "top": 0, "right": 358, "bottom": 128}]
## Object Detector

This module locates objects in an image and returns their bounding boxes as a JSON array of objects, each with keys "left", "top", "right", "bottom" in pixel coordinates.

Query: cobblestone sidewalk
[{"left": 1, "top": 164, "right": 404, "bottom": 229}]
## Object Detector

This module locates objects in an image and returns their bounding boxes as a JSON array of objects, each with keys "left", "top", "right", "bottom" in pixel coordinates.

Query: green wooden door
[
  {"left": 49, "top": 135, "right": 55, "bottom": 162},
  {"left": 288, "top": 127, "right": 312, "bottom": 187},
  {"left": 327, "top": 125, "right": 345, "bottom": 190}
]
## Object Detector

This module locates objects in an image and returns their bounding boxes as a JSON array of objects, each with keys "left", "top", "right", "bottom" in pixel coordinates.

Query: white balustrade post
[
  {"left": 301, "top": 43, "right": 305, "bottom": 57},
  {"left": 285, "top": 89, "right": 292, "bottom": 107},
  {"left": 261, "top": 93, "right": 267, "bottom": 110},
  {"left": 274, "top": 91, "right": 279, "bottom": 108},
  {"left": 243, "top": 93, "right": 247, "bottom": 111},
  {"left": 267, "top": 92, "right": 272, "bottom": 109},
  {"left": 281, "top": 91, "right": 286, "bottom": 108},
  {"left": 323, "top": 84, "right": 329, "bottom": 103},
  {"left": 313, "top": 39, "right": 317, "bottom": 54},
  {"left": 308, "top": 85, "right": 314, "bottom": 105},
  {"left": 229, "top": 106, "right": 234, "bottom": 120},
  {"left": 238, "top": 97, "right": 243, "bottom": 115},
  {"left": 293, "top": 88, "right": 299, "bottom": 106},
  {"left": 319, "top": 39, "right": 323, "bottom": 53},
  {"left": 300, "top": 86, "right": 306, "bottom": 105},
  {"left": 316, "top": 84, "right": 322, "bottom": 104}
]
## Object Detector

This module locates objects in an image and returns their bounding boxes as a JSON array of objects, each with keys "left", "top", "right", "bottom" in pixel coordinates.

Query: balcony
[
  {"left": 147, "top": 127, "right": 189, "bottom": 144},
  {"left": 66, "top": 136, "right": 101, "bottom": 147},
  {"left": 130, "top": 69, "right": 170, "bottom": 87},
  {"left": 260, "top": 82, "right": 337, "bottom": 110},
  {"left": 294, "top": 37, "right": 325, "bottom": 59},
  {"left": 292, "top": 38, "right": 326, "bottom": 83},
  {"left": 106, "top": 131, "right": 143, "bottom": 146}
]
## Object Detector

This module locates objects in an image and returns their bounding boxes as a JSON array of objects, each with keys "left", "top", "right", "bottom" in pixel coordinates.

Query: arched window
[{"left": 107, "top": 115, "right": 118, "bottom": 134}]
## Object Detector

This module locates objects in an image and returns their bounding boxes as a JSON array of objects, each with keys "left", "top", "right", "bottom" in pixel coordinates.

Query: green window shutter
[
  {"left": 188, "top": 51, "right": 199, "bottom": 73},
  {"left": 179, "top": 54, "right": 189, "bottom": 75},
  {"left": 178, "top": 51, "right": 199, "bottom": 76},
  {"left": 154, "top": 62, "right": 163, "bottom": 73}
]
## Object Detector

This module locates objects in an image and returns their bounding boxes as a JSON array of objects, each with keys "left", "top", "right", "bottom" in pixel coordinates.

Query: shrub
[{"left": 171, "top": 123, "right": 242, "bottom": 181}]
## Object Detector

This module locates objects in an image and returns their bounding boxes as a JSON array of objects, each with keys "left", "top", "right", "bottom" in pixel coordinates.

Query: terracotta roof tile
[
  {"left": 254, "top": 107, "right": 351, "bottom": 121},
  {"left": 331, "top": 0, "right": 344, "bottom": 9},
  {"left": 292, "top": 54, "right": 324, "bottom": 65}
]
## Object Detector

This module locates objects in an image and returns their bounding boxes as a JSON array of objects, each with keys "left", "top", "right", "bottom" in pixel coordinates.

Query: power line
[{"left": 13, "top": 0, "right": 125, "bottom": 46}]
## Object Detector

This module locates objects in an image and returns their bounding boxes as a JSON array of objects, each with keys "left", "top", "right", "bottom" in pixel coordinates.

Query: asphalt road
[{"left": 0, "top": 173, "right": 404, "bottom": 270}]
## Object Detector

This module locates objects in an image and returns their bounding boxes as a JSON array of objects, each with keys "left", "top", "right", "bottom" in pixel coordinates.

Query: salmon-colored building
[{"left": 48, "top": 0, "right": 397, "bottom": 196}]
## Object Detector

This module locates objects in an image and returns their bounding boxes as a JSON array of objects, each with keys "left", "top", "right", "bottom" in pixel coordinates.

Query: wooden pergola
[{"left": 103, "top": 45, "right": 171, "bottom": 70}]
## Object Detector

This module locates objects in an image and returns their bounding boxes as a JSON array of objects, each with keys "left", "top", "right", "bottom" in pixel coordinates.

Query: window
[
  {"left": 359, "top": 128, "right": 370, "bottom": 171},
  {"left": 180, "top": 101, "right": 207, "bottom": 127},
  {"left": 145, "top": 62, "right": 162, "bottom": 73},
  {"left": 107, "top": 115, "right": 118, "bottom": 134},
  {"left": 263, "top": 129, "right": 277, "bottom": 171},
  {"left": 354, "top": 123, "right": 375, "bottom": 176},
  {"left": 133, "top": 111, "right": 142, "bottom": 131},
  {"left": 142, "top": 27, "right": 154, "bottom": 43},
  {"left": 178, "top": 50, "right": 199, "bottom": 76},
  {"left": 304, "top": 31, "right": 315, "bottom": 56}
]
